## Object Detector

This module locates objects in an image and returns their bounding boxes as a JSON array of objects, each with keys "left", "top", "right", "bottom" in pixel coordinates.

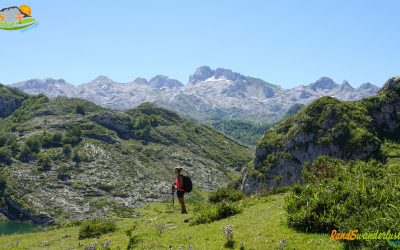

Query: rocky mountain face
[
  {"left": 9, "top": 67, "right": 380, "bottom": 124},
  {"left": 0, "top": 85, "right": 251, "bottom": 223},
  {"left": 242, "top": 76, "right": 400, "bottom": 195}
]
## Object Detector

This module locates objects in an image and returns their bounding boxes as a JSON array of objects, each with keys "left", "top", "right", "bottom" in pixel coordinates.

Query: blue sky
[{"left": 1, "top": 0, "right": 399, "bottom": 88}]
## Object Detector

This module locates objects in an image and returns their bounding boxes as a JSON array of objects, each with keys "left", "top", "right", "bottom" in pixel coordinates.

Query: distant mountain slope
[
  {"left": 242, "top": 76, "right": 400, "bottom": 194},
  {"left": 9, "top": 66, "right": 380, "bottom": 125},
  {"left": 0, "top": 85, "right": 251, "bottom": 223}
]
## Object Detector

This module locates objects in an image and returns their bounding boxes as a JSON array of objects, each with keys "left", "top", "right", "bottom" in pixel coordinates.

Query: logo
[{"left": 0, "top": 5, "right": 37, "bottom": 31}]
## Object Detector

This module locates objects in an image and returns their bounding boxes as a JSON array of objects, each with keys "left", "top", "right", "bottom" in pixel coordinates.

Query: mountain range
[{"left": 9, "top": 66, "right": 380, "bottom": 124}]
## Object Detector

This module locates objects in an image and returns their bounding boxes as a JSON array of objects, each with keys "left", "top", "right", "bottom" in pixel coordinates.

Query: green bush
[
  {"left": 191, "top": 201, "right": 242, "bottom": 225},
  {"left": 0, "top": 133, "right": 16, "bottom": 147},
  {"left": 41, "top": 132, "right": 64, "bottom": 148},
  {"left": 0, "top": 174, "right": 7, "bottom": 192},
  {"left": 0, "top": 147, "right": 12, "bottom": 164},
  {"left": 18, "top": 144, "right": 31, "bottom": 162},
  {"left": 76, "top": 105, "right": 86, "bottom": 115},
  {"left": 65, "top": 127, "right": 82, "bottom": 145},
  {"left": 26, "top": 136, "right": 41, "bottom": 153},
  {"left": 209, "top": 187, "right": 244, "bottom": 203},
  {"left": 62, "top": 144, "right": 72, "bottom": 158},
  {"left": 78, "top": 220, "right": 117, "bottom": 239},
  {"left": 285, "top": 156, "right": 400, "bottom": 249},
  {"left": 37, "top": 153, "right": 52, "bottom": 171}
]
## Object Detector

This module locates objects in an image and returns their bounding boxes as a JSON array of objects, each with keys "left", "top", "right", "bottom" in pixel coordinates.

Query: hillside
[
  {"left": 0, "top": 84, "right": 251, "bottom": 224},
  {"left": 242, "top": 76, "right": 400, "bottom": 194}
]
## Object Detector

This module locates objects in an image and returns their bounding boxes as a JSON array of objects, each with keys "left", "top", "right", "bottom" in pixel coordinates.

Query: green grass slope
[{"left": 0, "top": 192, "right": 342, "bottom": 250}]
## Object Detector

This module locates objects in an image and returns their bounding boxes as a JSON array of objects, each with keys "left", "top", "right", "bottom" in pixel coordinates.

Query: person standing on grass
[{"left": 172, "top": 167, "right": 187, "bottom": 214}]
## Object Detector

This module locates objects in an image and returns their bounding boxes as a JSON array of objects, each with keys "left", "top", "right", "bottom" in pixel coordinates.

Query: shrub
[
  {"left": 0, "top": 174, "right": 7, "bottom": 192},
  {"left": 0, "top": 147, "right": 12, "bottom": 164},
  {"left": 76, "top": 105, "right": 86, "bottom": 115},
  {"left": 209, "top": 187, "right": 244, "bottom": 203},
  {"left": 0, "top": 133, "right": 16, "bottom": 147},
  {"left": 38, "top": 153, "right": 52, "bottom": 171},
  {"left": 65, "top": 127, "right": 82, "bottom": 145},
  {"left": 26, "top": 136, "right": 41, "bottom": 153},
  {"left": 78, "top": 220, "right": 117, "bottom": 239},
  {"left": 18, "top": 144, "right": 31, "bottom": 162},
  {"left": 191, "top": 201, "right": 242, "bottom": 225},
  {"left": 62, "top": 144, "right": 72, "bottom": 158},
  {"left": 285, "top": 156, "right": 400, "bottom": 249}
]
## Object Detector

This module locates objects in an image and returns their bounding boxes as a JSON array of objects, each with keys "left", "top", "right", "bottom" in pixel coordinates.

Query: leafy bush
[
  {"left": 18, "top": 144, "right": 31, "bottom": 162},
  {"left": 0, "top": 133, "right": 16, "bottom": 147},
  {"left": 37, "top": 153, "right": 52, "bottom": 171},
  {"left": 41, "top": 132, "right": 64, "bottom": 148},
  {"left": 191, "top": 201, "right": 242, "bottom": 225},
  {"left": 0, "top": 147, "right": 12, "bottom": 164},
  {"left": 62, "top": 144, "right": 72, "bottom": 158},
  {"left": 78, "top": 220, "right": 117, "bottom": 239},
  {"left": 64, "top": 127, "right": 82, "bottom": 145},
  {"left": 76, "top": 104, "right": 86, "bottom": 115},
  {"left": 285, "top": 156, "right": 400, "bottom": 249},
  {"left": 26, "top": 136, "right": 42, "bottom": 153},
  {"left": 209, "top": 187, "right": 244, "bottom": 203},
  {"left": 0, "top": 174, "right": 7, "bottom": 192}
]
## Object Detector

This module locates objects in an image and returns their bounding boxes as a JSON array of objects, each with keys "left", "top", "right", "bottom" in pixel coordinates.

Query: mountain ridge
[{"left": 8, "top": 66, "right": 380, "bottom": 124}]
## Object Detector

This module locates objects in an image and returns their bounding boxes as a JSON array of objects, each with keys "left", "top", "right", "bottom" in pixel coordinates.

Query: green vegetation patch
[{"left": 78, "top": 219, "right": 117, "bottom": 239}]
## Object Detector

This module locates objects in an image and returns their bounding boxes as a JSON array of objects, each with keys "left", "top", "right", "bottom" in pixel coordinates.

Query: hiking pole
[{"left": 171, "top": 185, "right": 175, "bottom": 207}]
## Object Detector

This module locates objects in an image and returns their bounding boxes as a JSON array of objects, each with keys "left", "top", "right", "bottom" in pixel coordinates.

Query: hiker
[{"left": 172, "top": 167, "right": 187, "bottom": 214}]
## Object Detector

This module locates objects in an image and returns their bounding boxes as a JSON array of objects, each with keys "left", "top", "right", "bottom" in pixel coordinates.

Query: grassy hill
[
  {"left": 0, "top": 191, "right": 342, "bottom": 250},
  {"left": 0, "top": 84, "right": 251, "bottom": 224}
]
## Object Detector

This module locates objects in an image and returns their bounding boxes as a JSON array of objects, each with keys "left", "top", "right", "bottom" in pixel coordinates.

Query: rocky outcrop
[
  {"left": 0, "top": 197, "right": 52, "bottom": 224},
  {"left": 242, "top": 77, "right": 400, "bottom": 195}
]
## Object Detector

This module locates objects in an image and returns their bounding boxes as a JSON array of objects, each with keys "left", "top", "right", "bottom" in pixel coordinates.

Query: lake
[{"left": 0, "top": 221, "right": 42, "bottom": 235}]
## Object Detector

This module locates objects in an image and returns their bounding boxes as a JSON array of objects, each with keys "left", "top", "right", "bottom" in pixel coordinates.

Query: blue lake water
[{"left": 0, "top": 221, "right": 42, "bottom": 235}]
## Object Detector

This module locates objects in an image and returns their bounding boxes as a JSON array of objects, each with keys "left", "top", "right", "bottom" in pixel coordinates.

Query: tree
[
  {"left": 76, "top": 105, "right": 86, "bottom": 115},
  {"left": 18, "top": 144, "right": 31, "bottom": 162},
  {"left": 26, "top": 136, "right": 41, "bottom": 153},
  {"left": 65, "top": 127, "right": 82, "bottom": 146},
  {"left": 0, "top": 147, "right": 12, "bottom": 164},
  {"left": 52, "top": 132, "right": 64, "bottom": 146},
  {"left": 38, "top": 153, "right": 52, "bottom": 171},
  {"left": 63, "top": 144, "right": 72, "bottom": 158},
  {"left": 0, "top": 174, "right": 6, "bottom": 193},
  {"left": 72, "top": 151, "right": 81, "bottom": 164}
]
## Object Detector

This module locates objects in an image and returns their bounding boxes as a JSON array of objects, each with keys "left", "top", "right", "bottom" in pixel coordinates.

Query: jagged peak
[
  {"left": 308, "top": 77, "right": 338, "bottom": 91},
  {"left": 92, "top": 75, "right": 114, "bottom": 83},
  {"left": 339, "top": 80, "right": 354, "bottom": 91},
  {"left": 148, "top": 75, "right": 183, "bottom": 89},
  {"left": 189, "top": 66, "right": 215, "bottom": 84},
  {"left": 189, "top": 66, "right": 245, "bottom": 84}
]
